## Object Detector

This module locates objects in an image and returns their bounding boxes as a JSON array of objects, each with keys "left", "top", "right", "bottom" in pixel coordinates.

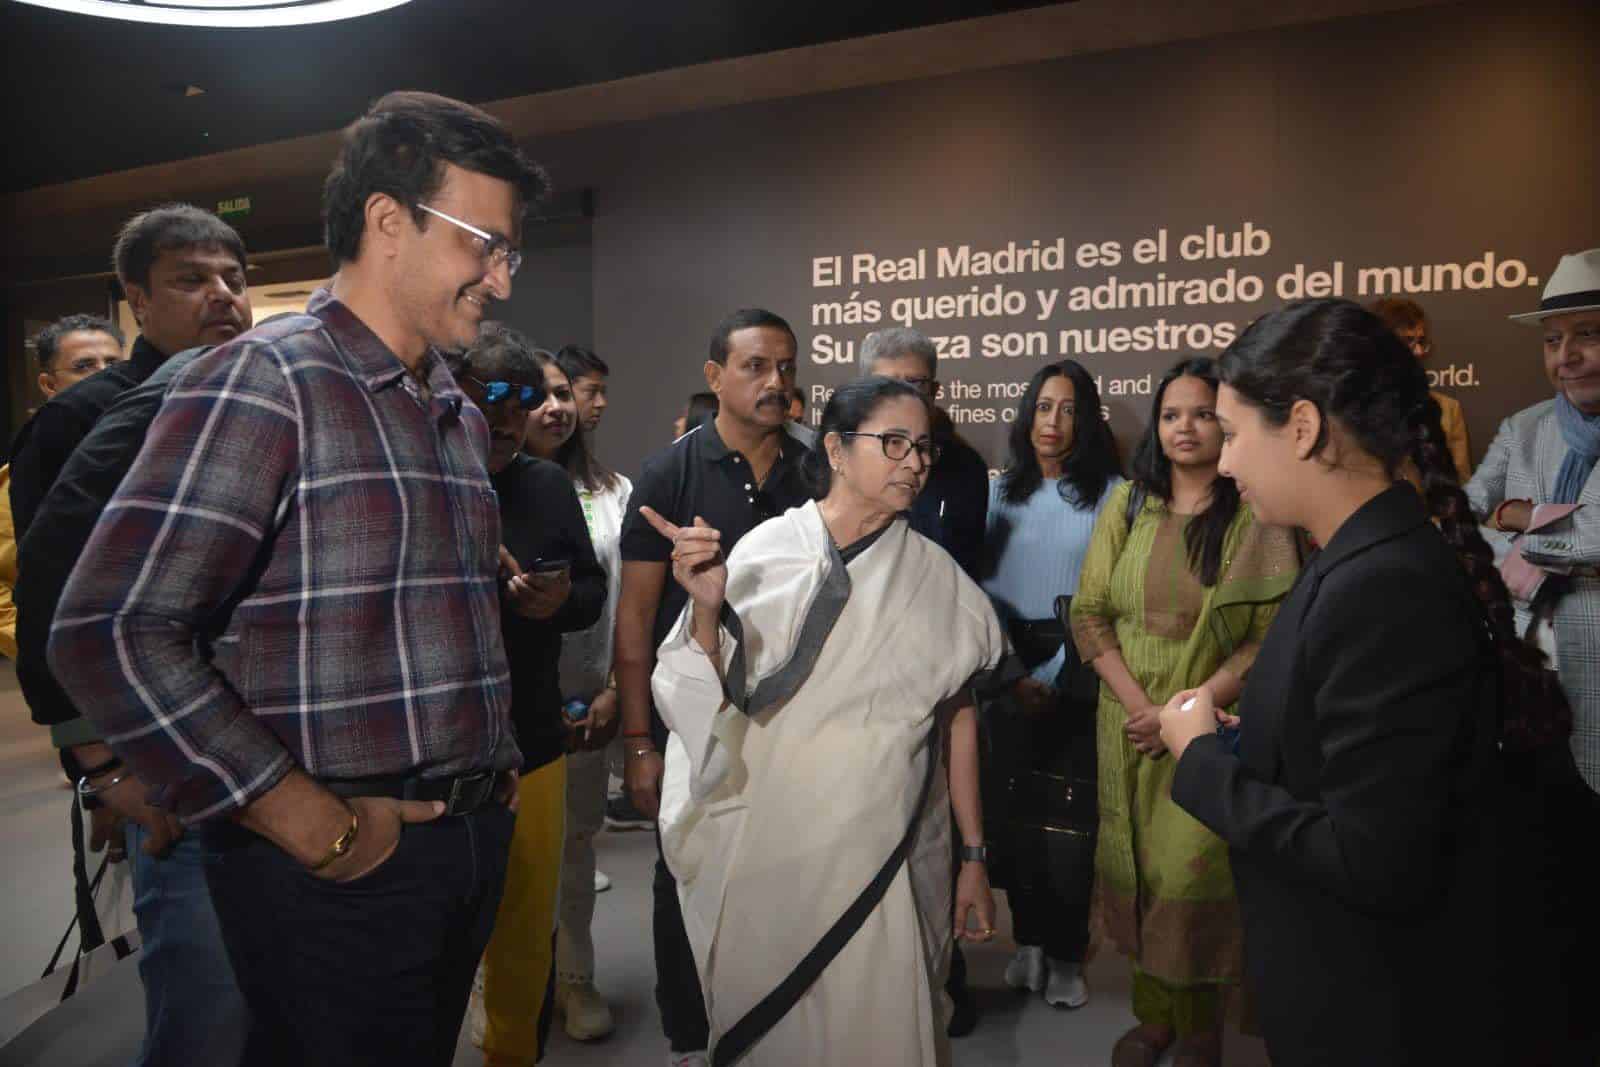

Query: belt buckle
[{"left": 445, "top": 770, "right": 494, "bottom": 816}]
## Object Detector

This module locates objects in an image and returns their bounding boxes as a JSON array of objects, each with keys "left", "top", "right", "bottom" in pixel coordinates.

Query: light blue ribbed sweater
[{"left": 980, "top": 475, "right": 1121, "bottom": 687}]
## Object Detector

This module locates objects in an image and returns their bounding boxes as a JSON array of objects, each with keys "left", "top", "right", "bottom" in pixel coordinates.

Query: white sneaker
[
  {"left": 467, "top": 961, "right": 487, "bottom": 1047},
  {"left": 594, "top": 868, "right": 613, "bottom": 893},
  {"left": 668, "top": 1053, "right": 709, "bottom": 1067},
  {"left": 557, "top": 979, "right": 615, "bottom": 1040},
  {"left": 1044, "top": 959, "right": 1089, "bottom": 1008},
  {"left": 1004, "top": 945, "right": 1047, "bottom": 993}
]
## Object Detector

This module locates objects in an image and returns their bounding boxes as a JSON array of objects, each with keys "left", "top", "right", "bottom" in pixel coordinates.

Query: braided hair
[{"left": 1218, "top": 298, "right": 1570, "bottom": 751}]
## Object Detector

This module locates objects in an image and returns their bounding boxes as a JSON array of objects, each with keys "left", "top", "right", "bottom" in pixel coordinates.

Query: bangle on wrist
[
  {"left": 621, "top": 730, "right": 652, "bottom": 739},
  {"left": 308, "top": 807, "right": 360, "bottom": 872},
  {"left": 76, "top": 771, "right": 130, "bottom": 800}
]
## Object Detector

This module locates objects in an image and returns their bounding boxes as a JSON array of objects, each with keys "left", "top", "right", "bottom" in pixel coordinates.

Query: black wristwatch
[{"left": 959, "top": 843, "right": 989, "bottom": 865}]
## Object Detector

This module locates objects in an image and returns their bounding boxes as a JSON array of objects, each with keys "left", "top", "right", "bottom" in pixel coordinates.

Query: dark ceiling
[{"left": 3, "top": 0, "right": 1059, "bottom": 194}]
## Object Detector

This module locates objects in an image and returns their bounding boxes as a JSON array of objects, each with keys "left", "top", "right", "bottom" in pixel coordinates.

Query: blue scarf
[{"left": 1553, "top": 393, "right": 1600, "bottom": 504}]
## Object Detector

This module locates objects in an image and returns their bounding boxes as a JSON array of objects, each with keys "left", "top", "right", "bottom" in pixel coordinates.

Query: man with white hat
[{"left": 1465, "top": 246, "right": 1599, "bottom": 1063}]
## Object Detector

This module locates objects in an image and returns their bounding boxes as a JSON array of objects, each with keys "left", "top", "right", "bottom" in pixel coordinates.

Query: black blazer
[{"left": 1172, "top": 486, "right": 1504, "bottom": 1066}]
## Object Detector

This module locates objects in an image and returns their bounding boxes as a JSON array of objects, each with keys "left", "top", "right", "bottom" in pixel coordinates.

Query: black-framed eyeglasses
[
  {"left": 417, "top": 204, "right": 523, "bottom": 278},
  {"left": 1397, "top": 332, "right": 1432, "bottom": 355},
  {"left": 466, "top": 375, "right": 546, "bottom": 410},
  {"left": 843, "top": 431, "right": 941, "bottom": 464},
  {"left": 899, "top": 375, "right": 936, "bottom": 395}
]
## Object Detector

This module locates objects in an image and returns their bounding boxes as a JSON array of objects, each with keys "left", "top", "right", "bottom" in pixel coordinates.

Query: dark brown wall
[
  {"left": 5, "top": 0, "right": 1594, "bottom": 479},
  {"left": 525, "top": 0, "right": 1596, "bottom": 476}
]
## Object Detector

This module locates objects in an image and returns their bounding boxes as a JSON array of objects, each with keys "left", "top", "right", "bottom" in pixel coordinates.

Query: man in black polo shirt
[{"left": 615, "top": 308, "right": 811, "bottom": 1066}]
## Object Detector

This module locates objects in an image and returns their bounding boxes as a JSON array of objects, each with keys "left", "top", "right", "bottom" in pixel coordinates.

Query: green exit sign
[{"left": 218, "top": 196, "right": 252, "bottom": 221}]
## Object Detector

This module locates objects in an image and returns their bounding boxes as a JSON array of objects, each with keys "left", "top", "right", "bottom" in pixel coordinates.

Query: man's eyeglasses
[
  {"left": 1397, "top": 332, "right": 1432, "bottom": 356},
  {"left": 417, "top": 204, "right": 523, "bottom": 278},
  {"left": 843, "top": 431, "right": 942, "bottom": 465},
  {"left": 466, "top": 376, "right": 546, "bottom": 410}
]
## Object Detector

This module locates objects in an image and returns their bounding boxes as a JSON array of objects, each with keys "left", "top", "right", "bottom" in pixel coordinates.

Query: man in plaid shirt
[{"left": 51, "top": 91, "right": 546, "bottom": 1066}]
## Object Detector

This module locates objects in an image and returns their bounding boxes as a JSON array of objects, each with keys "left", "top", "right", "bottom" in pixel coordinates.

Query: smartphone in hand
[{"left": 529, "top": 558, "right": 570, "bottom": 581}]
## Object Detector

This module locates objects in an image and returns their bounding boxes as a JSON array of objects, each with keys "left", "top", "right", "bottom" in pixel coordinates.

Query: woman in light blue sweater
[{"left": 980, "top": 359, "right": 1121, "bottom": 1010}]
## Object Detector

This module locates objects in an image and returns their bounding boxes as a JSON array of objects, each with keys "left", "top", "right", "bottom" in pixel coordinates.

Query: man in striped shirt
[{"left": 51, "top": 91, "right": 545, "bottom": 1067}]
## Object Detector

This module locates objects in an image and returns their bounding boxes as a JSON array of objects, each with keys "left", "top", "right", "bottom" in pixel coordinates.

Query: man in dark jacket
[
  {"left": 859, "top": 327, "right": 990, "bottom": 578},
  {"left": 10, "top": 205, "right": 251, "bottom": 1067}
]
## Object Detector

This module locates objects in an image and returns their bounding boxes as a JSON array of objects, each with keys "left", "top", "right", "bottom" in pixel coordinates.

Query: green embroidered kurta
[{"left": 1070, "top": 481, "right": 1298, "bottom": 984}]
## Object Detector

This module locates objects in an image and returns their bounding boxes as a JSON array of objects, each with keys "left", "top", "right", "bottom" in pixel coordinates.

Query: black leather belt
[{"left": 322, "top": 769, "right": 498, "bottom": 817}]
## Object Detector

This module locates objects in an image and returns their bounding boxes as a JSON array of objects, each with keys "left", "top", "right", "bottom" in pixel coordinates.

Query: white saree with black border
[{"left": 654, "top": 500, "right": 1007, "bottom": 1066}]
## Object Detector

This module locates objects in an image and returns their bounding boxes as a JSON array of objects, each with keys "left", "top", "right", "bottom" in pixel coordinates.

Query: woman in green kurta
[{"left": 1070, "top": 359, "right": 1298, "bottom": 1067}]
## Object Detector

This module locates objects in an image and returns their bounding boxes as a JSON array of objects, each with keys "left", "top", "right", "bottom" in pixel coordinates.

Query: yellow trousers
[{"left": 482, "top": 757, "right": 566, "bottom": 1066}]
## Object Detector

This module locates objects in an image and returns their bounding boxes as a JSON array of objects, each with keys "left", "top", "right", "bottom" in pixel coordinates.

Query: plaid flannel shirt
[{"left": 50, "top": 293, "right": 520, "bottom": 822}]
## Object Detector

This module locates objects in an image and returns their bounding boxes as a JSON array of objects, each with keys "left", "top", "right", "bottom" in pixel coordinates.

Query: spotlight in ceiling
[{"left": 13, "top": 0, "right": 417, "bottom": 29}]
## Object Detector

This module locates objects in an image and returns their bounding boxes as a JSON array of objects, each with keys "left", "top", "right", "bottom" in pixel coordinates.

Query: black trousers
[
  {"left": 1498, "top": 746, "right": 1600, "bottom": 1066},
  {"left": 654, "top": 831, "right": 711, "bottom": 1052},
  {"left": 1009, "top": 884, "right": 1090, "bottom": 962},
  {"left": 203, "top": 804, "right": 514, "bottom": 1067},
  {"left": 985, "top": 619, "right": 1096, "bottom": 966}
]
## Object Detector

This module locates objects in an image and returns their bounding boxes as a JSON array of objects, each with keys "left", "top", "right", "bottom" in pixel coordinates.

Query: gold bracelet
[{"left": 308, "top": 808, "right": 360, "bottom": 871}]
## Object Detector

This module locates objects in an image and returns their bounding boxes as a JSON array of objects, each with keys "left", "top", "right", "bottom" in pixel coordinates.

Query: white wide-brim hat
[{"left": 1510, "top": 248, "right": 1600, "bottom": 324}]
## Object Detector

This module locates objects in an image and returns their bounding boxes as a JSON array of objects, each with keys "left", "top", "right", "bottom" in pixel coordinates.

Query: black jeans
[
  {"left": 203, "top": 804, "right": 515, "bottom": 1067},
  {"left": 654, "top": 831, "right": 711, "bottom": 1052}
]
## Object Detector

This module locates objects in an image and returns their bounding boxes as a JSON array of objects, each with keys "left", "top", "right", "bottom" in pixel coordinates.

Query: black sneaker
[{"left": 605, "top": 793, "right": 655, "bottom": 831}]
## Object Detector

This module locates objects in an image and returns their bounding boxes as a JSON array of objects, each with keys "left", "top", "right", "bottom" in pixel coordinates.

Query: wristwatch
[{"left": 959, "top": 843, "right": 989, "bottom": 865}]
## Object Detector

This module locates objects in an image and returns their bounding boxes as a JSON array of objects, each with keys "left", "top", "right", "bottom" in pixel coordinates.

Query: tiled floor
[{"left": 0, "top": 661, "right": 1269, "bottom": 1065}]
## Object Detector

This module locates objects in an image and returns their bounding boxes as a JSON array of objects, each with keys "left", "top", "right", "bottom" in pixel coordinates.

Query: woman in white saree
[{"left": 643, "top": 377, "right": 1010, "bottom": 1067}]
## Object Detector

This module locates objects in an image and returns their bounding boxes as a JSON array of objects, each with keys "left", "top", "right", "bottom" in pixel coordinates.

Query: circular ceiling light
[{"left": 13, "top": 0, "right": 417, "bottom": 28}]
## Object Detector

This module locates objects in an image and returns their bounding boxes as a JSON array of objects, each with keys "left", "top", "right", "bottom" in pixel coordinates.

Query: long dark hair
[
  {"left": 553, "top": 345, "right": 619, "bottom": 493},
  {"left": 1000, "top": 360, "right": 1121, "bottom": 509},
  {"left": 1130, "top": 357, "right": 1240, "bottom": 586},
  {"left": 1218, "top": 298, "right": 1570, "bottom": 751},
  {"left": 802, "top": 376, "right": 930, "bottom": 499},
  {"left": 529, "top": 350, "right": 609, "bottom": 492}
]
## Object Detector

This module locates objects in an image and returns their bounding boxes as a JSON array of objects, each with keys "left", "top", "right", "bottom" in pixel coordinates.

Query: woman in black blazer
[{"left": 1157, "top": 299, "right": 1570, "bottom": 1066}]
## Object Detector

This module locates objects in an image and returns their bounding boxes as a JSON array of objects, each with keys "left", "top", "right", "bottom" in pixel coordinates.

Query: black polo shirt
[{"left": 619, "top": 415, "right": 813, "bottom": 657}]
